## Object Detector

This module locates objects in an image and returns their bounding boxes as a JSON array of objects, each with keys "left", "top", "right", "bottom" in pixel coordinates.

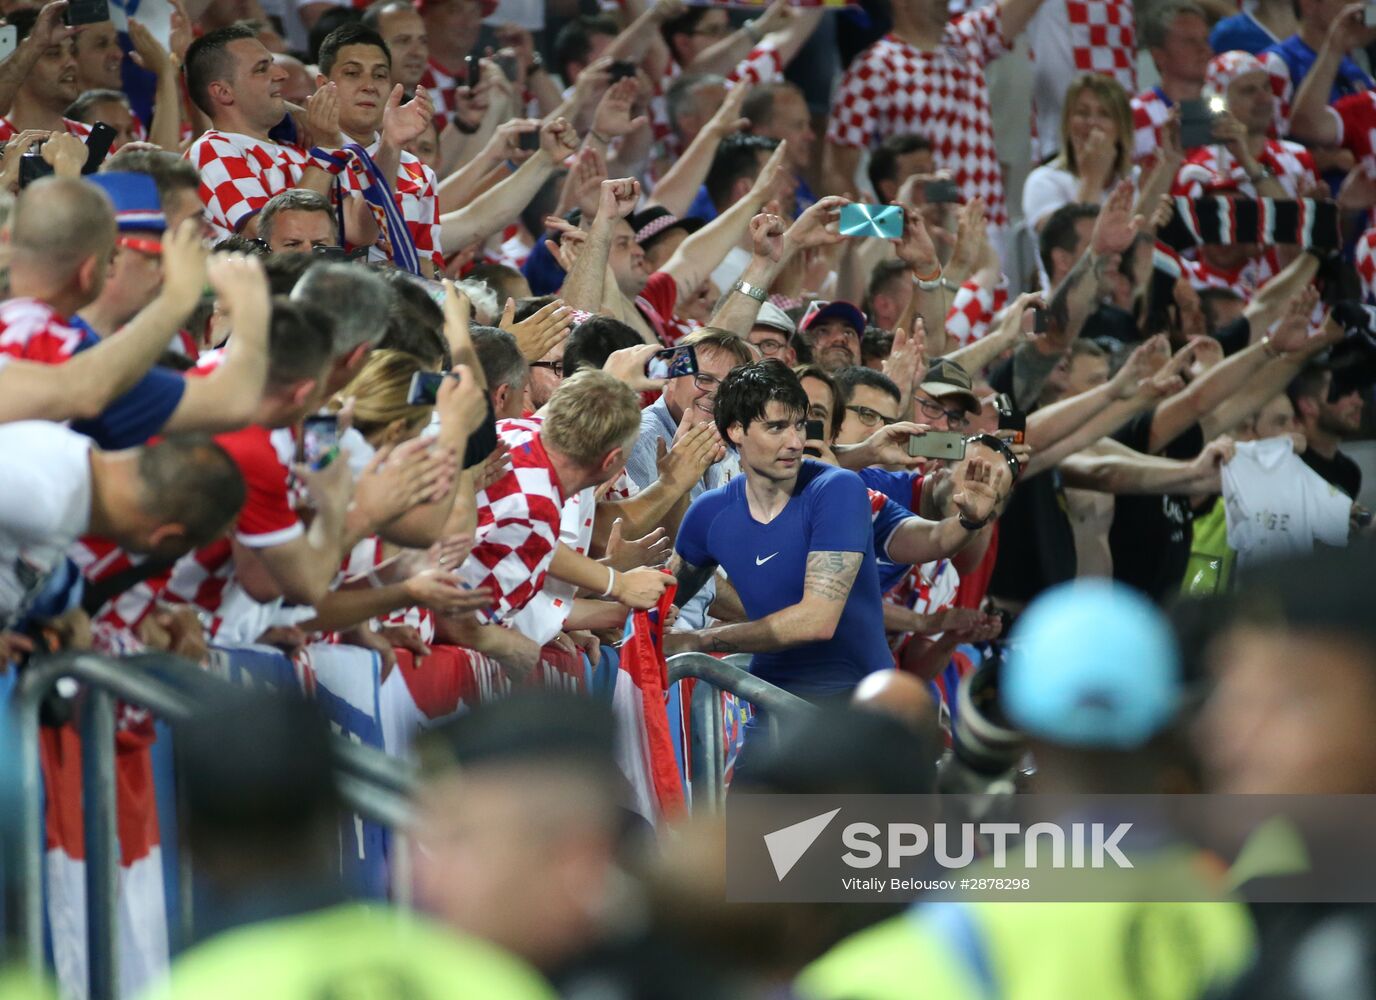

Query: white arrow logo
[
  {"left": 755, "top": 553, "right": 778, "bottom": 566},
  {"left": 763, "top": 808, "right": 841, "bottom": 881}
]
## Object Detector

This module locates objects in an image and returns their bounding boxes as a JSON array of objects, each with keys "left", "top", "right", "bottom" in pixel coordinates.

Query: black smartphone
[
  {"left": 406, "top": 370, "right": 453, "bottom": 405},
  {"left": 1031, "top": 306, "right": 1049, "bottom": 334},
  {"left": 1179, "top": 98, "right": 1217, "bottom": 149},
  {"left": 82, "top": 121, "right": 116, "bottom": 174},
  {"left": 908, "top": 430, "right": 966, "bottom": 460},
  {"left": 463, "top": 54, "right": 479, "bottom": 90},
  {"left": 303, "top": 414, "right": 340, "bottom": 470},
  {"left": 804, "top": 418, "right": 825, "bottom": 458},
  {"left": 609, "top": 60, "right": 637, "bottom": 82},
  {"left": 654, "top": 343, "right": 698, "bottom": 378},
  {"left": 64, "top": 0, "right": 109, "bottom": 26},
  {"left": 18, "top": 151, "right": 52, "bottom": 188},
  {"left": 994, "top": 392, "right": 1026, "bottom": 445},
  {"left": 924, "top": 179, "right": 961, "bottom": 204},
  {"left": 496, "top": 51, "right": 519, "bottom": 82},
  {"left": 517, "top": 129, "right": 541, "bottom": 152}
]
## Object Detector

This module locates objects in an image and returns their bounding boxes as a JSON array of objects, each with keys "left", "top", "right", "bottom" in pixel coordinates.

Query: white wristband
[{"left": 600, "top": 567, "right": 618, "bottom": 598}]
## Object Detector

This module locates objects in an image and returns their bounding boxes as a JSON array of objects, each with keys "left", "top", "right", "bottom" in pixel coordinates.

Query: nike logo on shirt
[{"left": 755, "top": 553, "right": 778, "bottom": 566}]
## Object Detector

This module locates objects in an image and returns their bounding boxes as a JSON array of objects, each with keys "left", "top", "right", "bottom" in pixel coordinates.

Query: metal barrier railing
[
  {"left": 12, "top": 651, "right": 416, "bottom": 1000},
  {"left": 665, "top": 653, "right": 816, "bottom": 814}
]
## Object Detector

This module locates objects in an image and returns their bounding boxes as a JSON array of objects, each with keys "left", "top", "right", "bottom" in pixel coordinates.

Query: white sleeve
[
  {"left": 1303, "top": 468, "right": 1353, "bottom": 547},
  {"left": 1022, "top": 166, "right": 1076, "bottom": 229},
  {"left": 0, "top": 423, "right": 90, "bottom": 543}
]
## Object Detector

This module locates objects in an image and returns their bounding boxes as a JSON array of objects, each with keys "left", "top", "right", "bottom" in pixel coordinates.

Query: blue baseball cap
[
  {"left": 85, "top": 172, "right": 165, "bottom": 233},
  {"left": 1001, "top": 581, "right": 1181, "bottom": 750}
]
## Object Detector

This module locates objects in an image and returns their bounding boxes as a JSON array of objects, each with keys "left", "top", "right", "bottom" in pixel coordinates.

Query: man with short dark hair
[
  {"left": 0, "top": 422, "right": 245, "bottom": 631},
  {"left": 0, "top": 5, "right": 92, "bottom": 141},
  {"left": 258, "top": 189, "right": 339, "bottom": 254},
  {"left": 552, "top": 15, "right": 620, "bottom": 86},
  {"left": 1038, "top": 202, "right": 1100, "bottom": 290},
  {"left": 185, "top": 24, "right": 368, "bottom": 241},
  {"left": 866, "top": 134, "right": 935, "bottom": 203},
  {"left": 1287, "top": 362, "right": 1364, "bottom": 498},
  {"left": 67, "top": 88, "right": 139, "bottom": 146},
  {"left": 315, "top": 23, "right": 442, "bottom": 272},
  {"left": 666, "top": 360, "right": 892, "bottom": 696}
]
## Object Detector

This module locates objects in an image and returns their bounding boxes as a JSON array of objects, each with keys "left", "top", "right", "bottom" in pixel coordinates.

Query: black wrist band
[
  {"left": 959, "top": 515, "right": 988, "bottom": 531},
  {"left": 452, "top": 115, "right": 480, "bottom": 135}
]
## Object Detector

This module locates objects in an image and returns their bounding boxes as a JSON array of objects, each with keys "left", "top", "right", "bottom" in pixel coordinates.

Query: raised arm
[
  {"left": 884, "top": 458, "right": 1005, "bottom": 565},
  {"left": 1060, "top": 436, "right": 1233, "bottom": 495},
  {"left": 0, "top": 2, "right": 68, "bottom": 120},
  {"left": 683, "top": 0, "right": 793, "bottom": 76},
  {"left": 162, "top": 256, "right": 270, "bottom": 434},
  {"left": 997, "top": 0, "right": 1050, "bottom": 42},
  {"left": 1287, "top": 5, "right": 1368, "bottom": 146},
  {"left": 647, "top": 82, "right": 748, "bottom": 218},
  {"left": 661, "top": 140, "right": 787, "bottom": 301},
  {"left": 561, "top": 177, "right": 639, "bottom": 316},
  {"left": 439, "top": 118, "right": 579, "bottom": 254}
]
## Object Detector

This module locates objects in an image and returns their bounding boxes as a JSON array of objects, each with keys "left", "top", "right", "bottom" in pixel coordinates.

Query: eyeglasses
[
  {"left": 917, "top": 397, "right": 969, "bottom": 429},
  {"left": 753, "top": 337, "right": 788, "bottom": 356},
  {"left": 530, "top": 360, "right": 564, "bottom": 376},
  {"left": 692, "top": 372, "right": 722, "bottom": 393},
  {"left": 846, "top": 404, "right": 897, "bottom": 428}
]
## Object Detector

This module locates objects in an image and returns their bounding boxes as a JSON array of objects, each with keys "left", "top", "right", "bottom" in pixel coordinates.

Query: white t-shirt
[
  {"left": 0, "top": 422, "right": 92, "bottom": 629},
  {"left": 1222, "top": 437, "right": 1351, "bottom": 570}
]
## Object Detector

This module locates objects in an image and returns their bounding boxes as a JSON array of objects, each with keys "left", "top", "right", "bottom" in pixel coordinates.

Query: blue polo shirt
[
  {"left": 67, "top": 317, "right": 185, "bottom": 449},
  {"left": 676, "top": 460, "right": 892, "bottom": 696}
]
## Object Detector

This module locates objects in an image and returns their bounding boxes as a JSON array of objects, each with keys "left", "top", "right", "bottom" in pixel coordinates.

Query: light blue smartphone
[{"left": 839, "top": 203, "right": 904, "bottom": 240}]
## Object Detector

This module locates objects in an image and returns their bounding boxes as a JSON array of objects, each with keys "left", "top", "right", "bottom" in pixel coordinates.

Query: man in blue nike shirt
[{"left": 666, "top": 360, "right": 898, "bottom": 698}]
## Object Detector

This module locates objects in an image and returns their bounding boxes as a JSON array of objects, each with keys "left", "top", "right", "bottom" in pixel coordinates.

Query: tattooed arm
[{"left": 667, "top": 550, "right": 863, "bottom": 654}]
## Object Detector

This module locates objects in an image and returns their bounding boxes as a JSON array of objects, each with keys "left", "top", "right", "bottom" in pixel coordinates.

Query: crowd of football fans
[{"left": 3, "top": 0, "right": 1376, "bottom": 994}]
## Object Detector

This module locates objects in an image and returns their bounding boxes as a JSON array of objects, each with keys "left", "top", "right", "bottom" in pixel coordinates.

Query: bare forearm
[
  {"left": 563, "top": 597, "right": 630, "bottom": 630},
  {"left": 1060, "top": 450, "right": 1213, "bottom": 494},
  {"left": 73, "top": 294, "right": 193, "bottom": 406},
  {"left": 685, "top": 30, "right": 754, "bottom": 76},
  {"left": 439, "top": 150, "right": 554, "bottom": 253},
  {"left": 593, "top": 479, "right": 690, "bottom": 550},
  {"left": 706, "top": 254, "right": 785, "bottom": 335},
  {"left": 886, "top": 516, "right": 980, "bottom": 566},
  {"left": 560, "top": 220, "right": 615, "bottom": 315},
  {"left": 1153, "top": 343, "right": 1268, "bottom": 451},
  {"left": 437, "top": 153, "right": 504, "bottom": 212},
  {"left": 1025, "top": 396, "right": 1146, "bottom": 477},
  {"left": 0, "top": 40, "right": 43, "bottom": 117},
  {"left": 943, "top": 319, "right": 1018, "bottom": 376},
  {"left": 298, "top": 582, "right": 413, "bottom": 632},
  {"left": 148, "top": 71, "right": 182, "bottom": 152},
  {"left": 1289, "top": 44, "right": 1343, "bottom": 144},
  {"left": 681, "top": 602, "right": 829, "bottom": 653},
  {"left": 1025, "top": 380, "right": 1116, "bottom": 450},
  {"left": 550, "top": 542, "right": 616, "bottom": 596},
  {"left": 1244, "top": 254, "right": 1318, "bottom": 336},
  {"left": 664, "top": 188, "right": 762, "bottom": 299},
  {"left": 649, "top": 125, "right": 724, "bottom": 217}
]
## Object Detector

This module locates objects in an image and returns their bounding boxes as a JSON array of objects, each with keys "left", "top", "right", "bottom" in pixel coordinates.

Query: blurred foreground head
[
  {"left": 412, "top": 693, "right": 628, "bottom": 972},
  {"left": 1199, "top": 540, "right": 1376, "bottom": 794}
]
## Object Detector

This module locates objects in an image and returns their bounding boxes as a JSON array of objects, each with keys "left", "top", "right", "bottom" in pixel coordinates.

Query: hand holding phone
[
  {"left": 907, "top": 430, "right": 967, "bottom": 460},
  {"left": 838, "top": 203, "right": 905, "bottom": 240},
  {"left": 303, "top": 414, "right": 340, "bottom": 470},
  {"left": 804, "top": 419, "right": 825, "bottom": 458},
  {"left": 924, "top": 179, "right": 961, "bottom": 204},
  {"left": 653, "top": 344, "right": 699, "bottom": 378},
  {"left": 407, "top": 370, "right": 456, "bottom": 405}
]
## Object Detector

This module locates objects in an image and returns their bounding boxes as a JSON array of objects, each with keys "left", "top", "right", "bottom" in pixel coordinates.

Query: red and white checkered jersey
[
  {"left": 0, "top": 298, "right": 84, "bottom": 364},
  {"left": 945, "top": 278, "right": 1008, "bottom": 347},
  {"left": 1131, "top": 87, "right": 1172, "bottom": 165},
  {"left": 1182, "top": 255, "right": 1260, "bottom": 299},
  {"left": 0, "top": 116, "right": 91, "bottom": 143},
  {"left": 187, "top": 129, "right": 311, "bottom": 241},
  {"left": 419, "top": 58, "right": 461, "bottom": 129},
  {"left": 341, "top": 535, "right": 436, "bottom": 643},
  {"left": 826, "top": 9, "right": 1011, "bottom": 226},
  {"left": 1172, "top": 139, "right": 1318, "bottom": 199},
  {"left": 163, "top": 423, "right": 302, "bottom": 624},
  {"left": 1026, "top": 0, "right": 1136, "bottom": 161},
  {"left": 1358, "top": 228, "right": 1376, "bottom": 303},
  {"left": 1064, "top": 0, "right": 1135, "bottom": 87},
  {"left": 457, "top": 417, "right": 566, "bottom": 623},
  {"left": 1261, "top": 50, "right": 1296, "bottom": 135},
  {"left": 338, "top": 136, "right": 444, "bottom": 270}
]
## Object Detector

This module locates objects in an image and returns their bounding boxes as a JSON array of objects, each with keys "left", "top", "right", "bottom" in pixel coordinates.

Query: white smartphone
[{"left": 0, "top": 26, "right": 18, "bottom": 62}]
